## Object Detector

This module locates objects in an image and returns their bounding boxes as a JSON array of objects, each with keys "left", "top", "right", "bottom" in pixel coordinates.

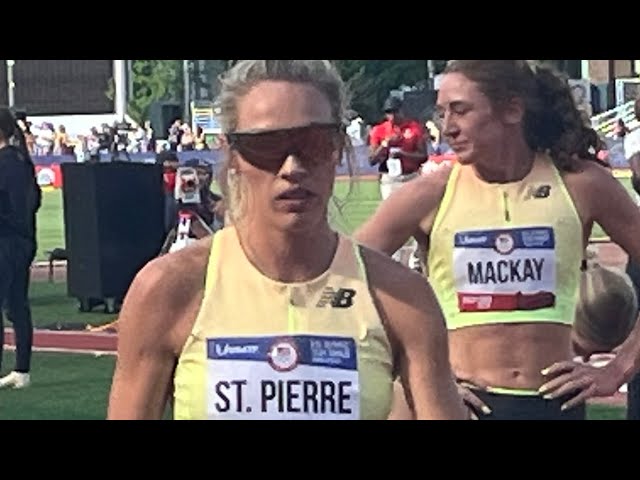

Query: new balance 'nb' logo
[
  {"left": 529, "top": 185, "right": 551, "bottom": 199},
  {"left": 316, "top": 287, "right": 356, "bottom": 309}
]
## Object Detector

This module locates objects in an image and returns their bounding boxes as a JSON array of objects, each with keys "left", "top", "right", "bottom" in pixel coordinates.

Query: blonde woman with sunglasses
[{"left": 107, "top": 60, "right": 466, "bottom": 421}]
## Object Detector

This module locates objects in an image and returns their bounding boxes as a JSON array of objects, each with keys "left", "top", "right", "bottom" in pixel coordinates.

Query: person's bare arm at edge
[
  {"left": 363, "top": 247, "right": 468, "bottom": 420},
  {"left": 354, "top": 164, "right": 452, "bottom": 257},
  {"left": 107, "top": 239, "right": 210, "bottom": 420},
  {"left": 541, "top": 161, "right": 640, "bottom": 408}
]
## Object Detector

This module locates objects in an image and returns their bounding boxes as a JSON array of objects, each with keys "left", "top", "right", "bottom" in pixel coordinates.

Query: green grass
[
  {"left": 30, "top": 281, "right": 117, "bottom": 329},
  {"left": 0, "top": 352, "right": 115, "bottom": 420},
  {"left": 588, "top": 404, "right": 627, "bottom": 420},
  {"left": 36, "top": 189, "right": 65, "bottom": 261}
]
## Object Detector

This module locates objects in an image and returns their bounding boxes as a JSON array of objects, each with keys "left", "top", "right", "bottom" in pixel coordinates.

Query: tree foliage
[
  {"left": 334, "top": 60, "right": 428, "bottom": 123},
  {"left": 107, "top": 60, "right": 184, "bottom": 125},
  {"left": 110, "top": 60, "right": 443, "bottom": 126}
]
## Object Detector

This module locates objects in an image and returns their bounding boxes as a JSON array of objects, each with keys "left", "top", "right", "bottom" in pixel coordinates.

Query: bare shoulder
[
  {"left": 561, "top": 159, "right": 614, "bottom": 185},
  {"left": 405, "top": 163, "right": 453, "bottom": 208},
  {"left": 118, "top": 236, "right": 212, "bottom": 353},
  {"left": 561, "top": 160, "right": 631, "bottom": 216},
  {"left": 414, "top": 163, "right": 455, "bottom": 231}
]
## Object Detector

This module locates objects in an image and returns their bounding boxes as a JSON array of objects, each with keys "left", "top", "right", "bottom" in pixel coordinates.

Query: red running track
[{"left": 4, "top": 328, "right": 117, "bottom": 353}]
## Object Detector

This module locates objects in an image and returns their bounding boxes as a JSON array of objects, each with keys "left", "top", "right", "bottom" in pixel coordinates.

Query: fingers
[
  {"left": 541, "top": 361, "right": 579, "bottom": 377},
  {"left": 541, "top": 376, "right": 592, "bottom": 400},
  {"left": 458, "top": 384, "right": 491, "bottom": 416},
  {"left": 561, "top": 385, "right": 595, "bottom": 411},
  {"left": 539, "top": 373, "right": 575, "bottom": 396}
]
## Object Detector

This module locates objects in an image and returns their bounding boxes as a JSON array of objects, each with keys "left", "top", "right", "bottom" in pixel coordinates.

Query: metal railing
[{"left": 592, "top": 101, "right": 639, "bottom": 138}]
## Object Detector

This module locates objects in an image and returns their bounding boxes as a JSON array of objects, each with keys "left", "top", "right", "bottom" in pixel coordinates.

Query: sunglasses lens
[{"left": 231, "top": 125, "right": 340, "bottom": 171}]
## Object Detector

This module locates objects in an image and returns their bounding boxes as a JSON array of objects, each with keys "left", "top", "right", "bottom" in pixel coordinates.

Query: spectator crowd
[{"left": 17, "top": 117, "right": 221, "bottom": 158}]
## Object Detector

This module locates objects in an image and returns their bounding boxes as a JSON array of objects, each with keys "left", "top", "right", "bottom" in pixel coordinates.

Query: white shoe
[{"left": 0, "top": 372, "right": 31, "bottom": 390}]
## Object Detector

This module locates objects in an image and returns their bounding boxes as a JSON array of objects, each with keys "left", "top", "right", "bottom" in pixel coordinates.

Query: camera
[{"left": 174, "top": 167, "right": 201, "bottom": 205}]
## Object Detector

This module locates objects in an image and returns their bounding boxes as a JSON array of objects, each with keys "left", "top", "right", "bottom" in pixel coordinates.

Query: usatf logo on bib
[
  {"left": 453, "top": 226, "right": 556, "bottom": 313},
  {"left": 206, "top": 335, "right": 359, "bottom": 420}
]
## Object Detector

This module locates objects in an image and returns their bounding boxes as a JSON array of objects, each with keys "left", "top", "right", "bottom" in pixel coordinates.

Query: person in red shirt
[
  {"left": 369, "top": 97, "right": 427, "bottom": 186},
  {"left": 157, "top": 150, "right": 180, "bottom": 235},
  {"left": 368, "top": 96, "right": 427, "bottom": 267}
]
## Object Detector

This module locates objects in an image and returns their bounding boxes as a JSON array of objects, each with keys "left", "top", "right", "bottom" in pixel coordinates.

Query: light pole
[
  {"left": 426, "top": 60, "right": 435, "bottom": 90},
  {"left": 113, "top": 60, "right": 127, "bottom": 122},
  {"left": 6, "top": 60, "right": 15, "bottom": 108},
  {"left": 183, "top": 60, "right": 191, "bottom": 124}
]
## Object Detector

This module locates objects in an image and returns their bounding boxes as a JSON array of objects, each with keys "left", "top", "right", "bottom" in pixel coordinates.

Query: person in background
[
  {"left": 179, "top": 124, "right": 195, "bottom": 151},
  {"left": 572, "top": 257, "right": 637, "bottom": 361},
  {"left": 194, "top": 126, "right": 208, "bottom": 151},
  {"left": 168, "top": 120, "right": 183, "bottom": 152},
  {"left": 54, "top": 125, "right": 72, "bottom": 155},
  {"left": 613, "top": 118, "right": 630, "bottom": 139},
  {"left": 35, "top": 123, "right": 55, "bottom": 156},
  {"left": 0, "top": 107, "right": 41, "bottom": 389},
  {"left": 368, "top": 96, "right": 427, "bottom": 268},
  {"left": 624, "top": 99, "right": 640, "bottom": 169},
  {"left": 144, "top": 121, "right": 156, "bottom": 153},
  {"left": 17, "top": 120, "right": 35, "bottom": 156},
  {"left": 158, "top": 150, "right": 180, "bottom": 235}
]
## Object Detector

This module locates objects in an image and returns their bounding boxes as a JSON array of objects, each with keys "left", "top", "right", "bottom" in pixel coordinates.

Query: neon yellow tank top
[
  {"left": 173, "top": 227, "right": 394, "bottom": 420},
  {"left": 428, "top": 154, "right": 583, "bottom": 331}
]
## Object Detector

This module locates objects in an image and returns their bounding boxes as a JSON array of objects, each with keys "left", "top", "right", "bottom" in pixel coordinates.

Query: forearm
[
  {"left": 369, "top": 145, "right": 386, "bottom": 166},
  {"left": 107, "top": 363, "right": 173, "bottom": 420},
  {"left": 607, "top": 321, "right": 640, "bottom": 385},
  {"left": 401, "top": 150, "right": 428, "bottom": 162}
]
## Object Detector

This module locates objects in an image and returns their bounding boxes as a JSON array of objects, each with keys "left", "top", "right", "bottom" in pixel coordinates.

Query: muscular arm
[
  {"left": 364, "top": 248, "right": 467, "bottom": 420},
  {"left": 569, "top": 162, "right": 640, "bottom": 385},
  {"left": 107, "top": 241, "right": 209, "bottom": 419},
  {"left": 354, "top": 165, "right": 451, "bottom": 257}
]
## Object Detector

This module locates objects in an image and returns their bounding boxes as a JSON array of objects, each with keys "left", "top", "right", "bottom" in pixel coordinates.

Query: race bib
[
  {"left": 206, "top": 335, "right": 359, "bottom": 420},
  {"left": 453, "top": 227, "right": 556, "bottom": 312}
]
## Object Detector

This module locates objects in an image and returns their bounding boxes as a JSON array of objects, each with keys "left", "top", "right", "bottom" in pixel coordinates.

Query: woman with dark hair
[
  {"left": 0, "top": 107, "right": 40, "bottom": 389},
  {"left": 356, "top": 60, "right": 640, "bottom": 420}
]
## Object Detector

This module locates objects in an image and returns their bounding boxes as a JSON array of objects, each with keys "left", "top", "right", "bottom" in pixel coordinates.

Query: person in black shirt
[{"left": 0, "top": 107, "right": 41, "bottom": 389}]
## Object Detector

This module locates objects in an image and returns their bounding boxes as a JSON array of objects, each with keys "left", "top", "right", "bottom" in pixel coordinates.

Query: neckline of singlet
[
  {"left": 464, "top": 152, "right": 544, "bottom": 189},
  {"left": 228, "top": 226, "right": 345, "bottom": 289}
]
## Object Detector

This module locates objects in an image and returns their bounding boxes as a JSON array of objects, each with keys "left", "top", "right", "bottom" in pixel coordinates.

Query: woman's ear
[{"left": 502, "top": 96, "right": 526, "bottom": 126}]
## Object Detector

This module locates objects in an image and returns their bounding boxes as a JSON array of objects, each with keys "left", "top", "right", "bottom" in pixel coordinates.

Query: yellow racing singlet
[
  {"left": 428, "top": 154, "right": 584, "bottom": 331},
  {"left": 172, "top": 227, "right": 394, "bottom": 420}
]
